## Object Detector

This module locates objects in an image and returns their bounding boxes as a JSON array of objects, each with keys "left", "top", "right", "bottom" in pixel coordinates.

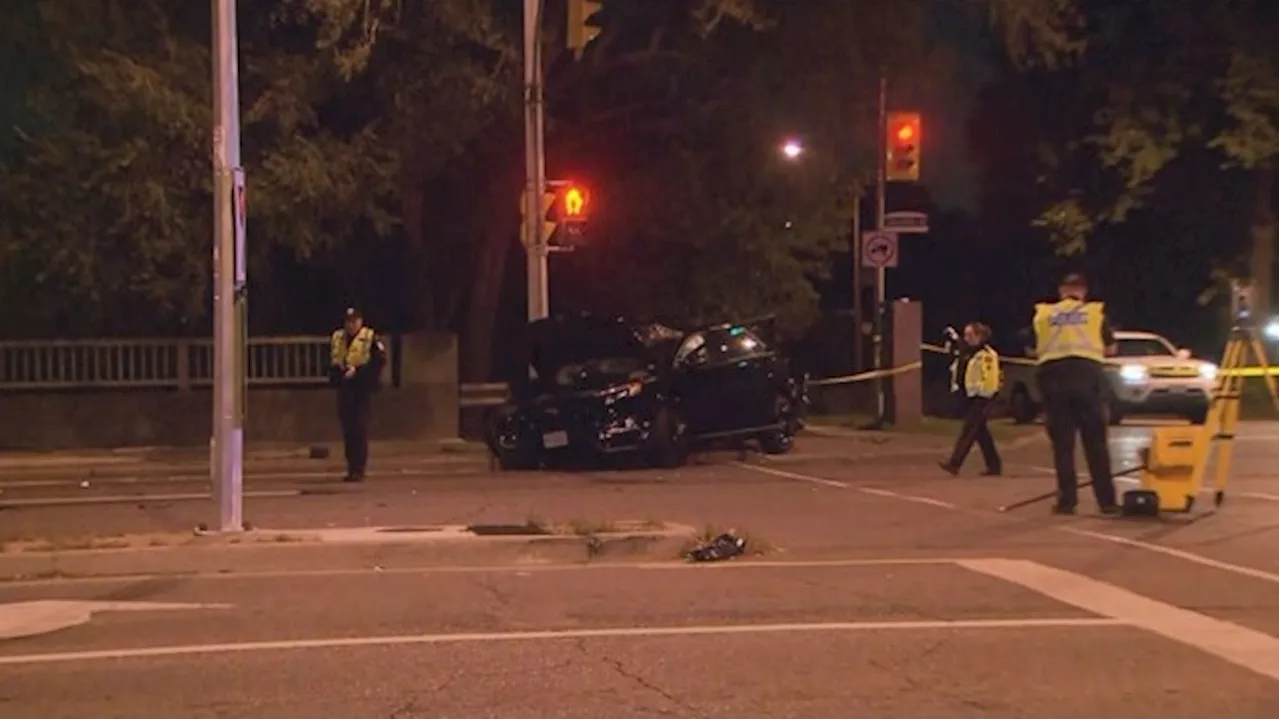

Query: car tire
[
  {"left": 489, "top": 412, "right": 539, "bottom": 471},
  {"left": 649, "top": 406, "right": 690, "bottom": 468},
  {"left": 1009, "top": 385, "right": 1038, "bottom": 424},
  {"left": 759, "top": 395, "right": 798, "bottom": 455}
]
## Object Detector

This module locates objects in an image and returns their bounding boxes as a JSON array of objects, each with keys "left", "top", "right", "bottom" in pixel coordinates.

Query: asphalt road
[{"left": 0, "top": 421, "right": 1275, "bottom": 718}]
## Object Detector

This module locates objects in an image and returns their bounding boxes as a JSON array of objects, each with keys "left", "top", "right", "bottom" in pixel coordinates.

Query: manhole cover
[
  {"left": 466, "top": 524, "right": 552, "bottom": 536},
  {"left": 376, "top": 527, "right": 445, "bottom": 534}
]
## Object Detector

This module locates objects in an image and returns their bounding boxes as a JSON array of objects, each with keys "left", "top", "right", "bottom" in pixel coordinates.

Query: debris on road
[{"left": 686, "top": 532, "right": 746, "bottom": 562}]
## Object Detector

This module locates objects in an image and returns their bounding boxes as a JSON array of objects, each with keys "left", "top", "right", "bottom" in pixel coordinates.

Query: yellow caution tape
[{"left": 805, "top": 343, "right": 1277, "bottom": 387}]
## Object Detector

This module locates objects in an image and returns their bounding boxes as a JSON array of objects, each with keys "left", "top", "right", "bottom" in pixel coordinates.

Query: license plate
[{"left": 542, "top": 430, "right": 569, "bottom": 449}]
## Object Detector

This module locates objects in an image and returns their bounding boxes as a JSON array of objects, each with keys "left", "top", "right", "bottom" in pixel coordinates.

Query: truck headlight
[
  {"left": 1198, "top": 363, "right": 1218, "bottom": 382},
  {"left": 1119, "top": 364, "right": 1148, "bottom": 384}
]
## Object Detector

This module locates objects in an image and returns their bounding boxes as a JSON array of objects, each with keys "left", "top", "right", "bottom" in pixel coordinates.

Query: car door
[
  {"left": 671, "top": 333, "right": 726, "bottom": 434},
  {"left": 674, "top": 327, "right": 779, "bottom": 435}
]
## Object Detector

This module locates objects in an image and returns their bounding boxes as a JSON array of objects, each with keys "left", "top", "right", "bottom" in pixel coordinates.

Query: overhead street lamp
[{"left": 774, "top": 137, "right": 867, "bottom": 378}]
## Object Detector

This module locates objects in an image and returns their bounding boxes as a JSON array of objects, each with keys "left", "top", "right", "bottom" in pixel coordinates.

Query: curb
[{"left": 0, "top": 529, "right": 694, "bottom": 581}]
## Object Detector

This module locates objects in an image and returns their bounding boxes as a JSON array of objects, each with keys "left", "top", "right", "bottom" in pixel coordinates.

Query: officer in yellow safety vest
[
  {"left": 1024, "top": 273, "right": 1119, "bottom": 515},
  {"left": 330, "top": 307, "right": 384, "bottom": 482},
  {"left": 939, "top": 322, "right": 1003, "bottom": 476}
]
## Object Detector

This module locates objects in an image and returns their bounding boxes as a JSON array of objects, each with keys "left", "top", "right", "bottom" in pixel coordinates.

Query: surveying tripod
[{"left": 1115, "top": 316, "right": 1277, "bottom": 516}]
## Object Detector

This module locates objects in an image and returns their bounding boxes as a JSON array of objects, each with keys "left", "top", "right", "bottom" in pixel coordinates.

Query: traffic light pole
[
  {"left": 872, "top": 73, "right": 888, "bottom": 425},
  {"left": 210, "top": 0, "right": 245, "bottom": 533},
  {"left": 523, "top": 0, "right": 550, "bottom": 321}
]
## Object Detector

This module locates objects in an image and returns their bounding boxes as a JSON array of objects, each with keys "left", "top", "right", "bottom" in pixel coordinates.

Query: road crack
[{"left": 575, "top": 639, "right": 705, "bottom": 718}]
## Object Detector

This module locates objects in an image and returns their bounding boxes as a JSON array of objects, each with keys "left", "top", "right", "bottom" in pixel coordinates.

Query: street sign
[
  {"left": 231, "top": 167, "right": 246, "bottom": 287},
  {"left": 861, "top": 230, "right": 899, "bottom": 269},
  {"left": 884, "top": 211, "right": 928, "bottom": 234}
]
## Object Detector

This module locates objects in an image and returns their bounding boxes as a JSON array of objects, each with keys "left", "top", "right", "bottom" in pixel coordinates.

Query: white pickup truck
[{"left": 1004, "top": 330, "right": 1217, "bottom": 425}]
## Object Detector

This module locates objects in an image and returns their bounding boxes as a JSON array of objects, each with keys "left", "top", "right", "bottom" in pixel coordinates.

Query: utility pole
[
  {"left": 211, "top": 0, "right": 245, "bottom": 532},
  {"left": 872, "top": 73, "right": 888, "bottom": 423},
  {"left": 523, "top": 0, "right": 550, "bottom": 321},
  {"left": 851, "top": 193, "right": 863, "bottom": 372}
]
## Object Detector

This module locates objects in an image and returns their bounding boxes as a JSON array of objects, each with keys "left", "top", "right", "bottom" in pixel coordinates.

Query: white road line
[
  {"left": 0, "top": 617, "right": 1123, "bottom": 666},
  {"left": 1058, "top": 527, "right": 1279, "bottom": 583},
  {"left": 735, "top": 463, "right": 959, "bottom": 509},
  {"left": 961, "top": 558, "right": 1279, "bottom": 680},
  {"left": 734, "top": 463, "right": 1278, "bottom": 583},
  {"left": 0, "top": 490, "right": 300, "bottom": 508}
]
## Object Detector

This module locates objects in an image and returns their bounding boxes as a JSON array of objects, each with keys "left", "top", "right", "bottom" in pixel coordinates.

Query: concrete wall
[{"left": 0, "top": 332, "right": 458, "bottom": 451}]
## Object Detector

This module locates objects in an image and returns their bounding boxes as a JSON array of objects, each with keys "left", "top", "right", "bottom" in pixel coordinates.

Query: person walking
[
  {"left": 1025, "top": 273, "right": 1119, "bottom": 515},
  {"left": 939, "top": 322, "right": 1003, "bottom": 476},
  {"left": 329, "top": 307, "right": 385, "bottom": 482}
]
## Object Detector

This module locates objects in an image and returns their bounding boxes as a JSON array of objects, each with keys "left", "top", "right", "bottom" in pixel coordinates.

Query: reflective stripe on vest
[
  {"left": 964, "top": 346, "right": 1001, "bottom": 398},
  {"left": 331, "top": 326, "right": 376, "bottom": 368},
  {"left": 1033, "top": 300, "right": 1105, "bottom": 363}
]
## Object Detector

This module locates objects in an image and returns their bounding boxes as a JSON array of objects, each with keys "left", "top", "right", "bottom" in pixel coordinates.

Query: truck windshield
[{"left": 1115, "top": 338, "right": 1174, "bottom": 357}]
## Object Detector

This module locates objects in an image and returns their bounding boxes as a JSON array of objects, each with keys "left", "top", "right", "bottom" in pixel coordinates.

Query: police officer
[
  {"left": 330, "top": 307, "right": 384, "bottom": 482},
  {"left": 1025, "top": 274, "right": 1119, "bottom": 515},
  {"left": 939, "top": 322, "right": 1003, "bottom": 476}
]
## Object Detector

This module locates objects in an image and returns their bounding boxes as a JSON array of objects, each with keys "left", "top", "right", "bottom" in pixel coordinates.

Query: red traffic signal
[{"left": 886, "top": 112, "right": 921, "bottom": 182}]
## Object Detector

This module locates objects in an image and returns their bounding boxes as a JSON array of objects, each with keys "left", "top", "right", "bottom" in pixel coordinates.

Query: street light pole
[
  {"left": 523, "top": 0, "right": 550, "bottom": 321},
  {"left": 211, "top": 0, "right": 245, "bottom": 532},
  {"left": 872, "top": 73, "right": 888, "bottom": 423}
]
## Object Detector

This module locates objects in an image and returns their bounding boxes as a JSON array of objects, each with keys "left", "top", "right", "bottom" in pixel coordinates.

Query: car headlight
[
  {"left": 1198, "top": 363, "right": 1218, "bottom": 382},
  {"left": 1266, "top": 319, "right": 1279, "bottom": 340},
  {"left": 602, "top": 380, "right": 644, "bottom": 404},
  {"left": 1119, "top": 364, "right": 1148, "bottom": 383}
]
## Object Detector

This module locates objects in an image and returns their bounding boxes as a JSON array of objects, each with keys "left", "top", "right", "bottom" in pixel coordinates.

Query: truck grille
[{"left": 1149, "top": 366, "right": 1198, "bottom": 378}]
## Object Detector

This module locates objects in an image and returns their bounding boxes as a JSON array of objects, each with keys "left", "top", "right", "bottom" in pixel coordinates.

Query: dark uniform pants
[
  {"left": 338, "top": 385, "right": 372, "bottom": 476},
  {"left": 947, "top": 396, "right": 1002, "bottom": 472},
  {"left": 1036, "top": 358, "right": 1116, "bottom": 509}
]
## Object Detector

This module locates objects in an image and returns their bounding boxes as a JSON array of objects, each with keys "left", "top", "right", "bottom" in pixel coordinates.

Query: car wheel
[
  {"left": 489, "top": 413, "right": 539, "bottom": 471},
  {"left": 759, "top": 395, "right": 798, "bottom": 455},
  {"left": 648, "top": 406, "right": 690, "bottom": 468},
  {"left": 1009, "top": 385, "right": 1037, "bottom": 424}
]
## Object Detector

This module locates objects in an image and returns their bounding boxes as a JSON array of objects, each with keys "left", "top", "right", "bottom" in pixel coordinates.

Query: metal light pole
[
  {"left": 872, "top": 73, "right": 888, "bottom": 422},
  {"left": 211, "top": 0, "right": 246, "bottom": 532},
  {"left": 523, "top": 0, "right": 550, "bottom": 321}
]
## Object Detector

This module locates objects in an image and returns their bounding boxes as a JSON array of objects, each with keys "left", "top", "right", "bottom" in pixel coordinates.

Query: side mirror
[{"left": 1176, "top": 348, "right": 1192, "bottom": 360}]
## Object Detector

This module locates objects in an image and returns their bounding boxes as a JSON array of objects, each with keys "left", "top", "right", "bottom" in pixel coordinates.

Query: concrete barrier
[{"left": 0, "top": 332, "right": 459, "bottom": 451}]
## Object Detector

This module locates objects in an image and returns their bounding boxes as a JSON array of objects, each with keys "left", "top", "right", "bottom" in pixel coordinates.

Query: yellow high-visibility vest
[
  {"left": 1032, "top": 299, "right": 1105, "bottom": 363},
  {"left": 330, "top": 326, "right": 376, "bottom": 368},
  {"left": 964, "top": 345, "right": 1001, "bottom": 398}
]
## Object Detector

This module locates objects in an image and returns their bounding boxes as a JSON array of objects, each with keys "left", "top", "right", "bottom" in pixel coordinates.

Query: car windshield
[{"left": 1114, "top": 338, "right": 1175, "bottom": 357}]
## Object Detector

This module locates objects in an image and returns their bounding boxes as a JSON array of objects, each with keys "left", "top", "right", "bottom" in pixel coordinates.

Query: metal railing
[
  {"left": 0, "top": 336, "right": 333, "bottom": 390},
  {"left": 460, "top": 382, "right": 509, "bottom": 408}
]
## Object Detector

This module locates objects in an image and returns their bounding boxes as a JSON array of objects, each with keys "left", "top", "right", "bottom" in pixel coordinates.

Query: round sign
[{"left": 862, "top": 231, "right": 897, "bottom": 268}]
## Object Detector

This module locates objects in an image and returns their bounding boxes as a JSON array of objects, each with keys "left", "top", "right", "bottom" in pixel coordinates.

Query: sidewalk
[{"left": 0, "top": 438, "right": 486, "bottom": 473}]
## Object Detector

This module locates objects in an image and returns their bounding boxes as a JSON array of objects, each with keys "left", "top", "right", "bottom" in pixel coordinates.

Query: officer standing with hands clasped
[
  {"left": 1024, "top": 273, "right": 1120, "bottom": 515},
  {"left": 939, "top": 322, "right": 1003, "bottom": 476},
  {"left": 330, "top": 307, "right": 385, "bottom": 483}
]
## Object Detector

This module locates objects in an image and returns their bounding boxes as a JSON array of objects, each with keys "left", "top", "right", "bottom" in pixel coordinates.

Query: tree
[
  {"left": 0, "top": 0, "right": 400, "bottom": 336},
  {"left": 981, "top": 0, "right": 1277, "bottom": 303}
]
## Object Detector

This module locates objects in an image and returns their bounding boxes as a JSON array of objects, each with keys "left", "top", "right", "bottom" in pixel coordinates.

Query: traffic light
[
  {"left": 567, "top": 0, "right": 603, "bottom": 60},
  {"left": 886, "top": 111, "right": 921, "bottom": 182},
  {"left": 552, "top": 182, "right": 590, "bottom": 246},
  {"left": 519, "top": 188, "right": 557, "bottom": 248}
]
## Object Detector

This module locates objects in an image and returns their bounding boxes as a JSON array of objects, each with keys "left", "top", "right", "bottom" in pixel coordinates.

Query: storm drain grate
[{"left": 465, "top": 523, "right": 552, "bottom": 536}]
